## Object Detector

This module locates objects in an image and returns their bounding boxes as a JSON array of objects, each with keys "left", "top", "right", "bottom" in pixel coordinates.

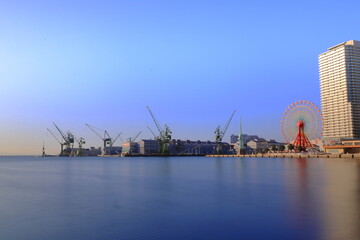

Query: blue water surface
[{"left": 0, "top": 156, "right": 359, "bottom": 240}]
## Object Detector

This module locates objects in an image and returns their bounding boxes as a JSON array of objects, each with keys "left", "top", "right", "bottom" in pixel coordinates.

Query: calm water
[{"left": 0, "top": 156, "right": 359, "bottom": 240}]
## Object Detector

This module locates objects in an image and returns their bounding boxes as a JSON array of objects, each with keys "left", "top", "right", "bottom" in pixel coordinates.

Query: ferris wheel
[{"left": 280, "top": 100, "right": 323, "bottom": 150}]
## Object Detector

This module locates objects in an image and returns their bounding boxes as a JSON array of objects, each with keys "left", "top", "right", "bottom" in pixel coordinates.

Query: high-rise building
[{"left": 319, "top": 40, "right": 360, "bottom": 144}]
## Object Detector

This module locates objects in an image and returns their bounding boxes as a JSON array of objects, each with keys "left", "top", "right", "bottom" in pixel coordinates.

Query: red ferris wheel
[{"left": 280, "top": 100, "right": 323, "bottom": 151}]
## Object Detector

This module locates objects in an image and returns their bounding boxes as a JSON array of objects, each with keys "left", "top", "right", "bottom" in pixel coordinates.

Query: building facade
[
  {"left": 246, "top": 139, "right": 285, "bottom": 153},
  {"left": 247, "top": 139, "right": 269, "bottom": 153},
  {"left": 138, "top": 139, "right": 158, "bottom": 155},
  {"left": 319, "top": 40, "right": 360, "bottom": 144},
  {"left": 122, "top": 142, "right": 139, "bottom": 154},
  {"left": 137, "top": 139, "right": 231, "bottom": 155}
]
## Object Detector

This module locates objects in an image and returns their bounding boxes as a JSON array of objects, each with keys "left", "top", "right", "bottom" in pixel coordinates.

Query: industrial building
[
  {"left": 137, "top": 140, "right": 158, "bottom": 155},
  {"left": 122, "top": 141, "right": 139, "bottom": 155},
  {"left": 103, "top": 146, "right": 122, "bottom": 155},
  {"left": 121, "top": 139, "right": 231, "bottom": 156},
  {"left": 168, "top": 139, "right": 230, "bottom": 155},
  {"left": 73, "top": 147, "right": 101, "bottom": 156},
  {"left": 319, "top": 40, "right": 360, "bottom": 145}
]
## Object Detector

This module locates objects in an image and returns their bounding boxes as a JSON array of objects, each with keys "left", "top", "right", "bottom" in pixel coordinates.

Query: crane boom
[
  {"left": 85, "top": 123, "right": 104, "bottom": 140},
  {"left": 53, "top": 122, "right": 68, "bottom": 143},
  {"left": 47, "top": 128, "right": 62, "bottom": 144},
  {"left": 147, "top": 126, "right": 157, "bottom": 139},
  {"left": 105, "top": 130, "right": 111, "bottom": 139},
  {"left": 111, "top": 132, "right": 122, "bottom": 146},
  {"left": 132, "top": 131, "right": 142, "bottom": 142},
  {"left": 146, "top": 106, "right": 172, "bottom": 154},
  {"left": 146, "top": 106, "right": 163, "bottom": 135},
  {"left": 214, "top": 110, "right": 236, "bottom": 154},
  {"left": 222, "top": 110, "right": 236, "bottom": 139}
]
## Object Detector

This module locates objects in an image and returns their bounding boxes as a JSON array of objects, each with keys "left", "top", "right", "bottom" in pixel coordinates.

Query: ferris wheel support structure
[{"left": 280, "top": 100, "right": 323, "bottom": 152}]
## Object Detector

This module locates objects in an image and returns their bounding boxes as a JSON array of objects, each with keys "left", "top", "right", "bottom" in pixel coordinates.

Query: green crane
[
  {"left": 70, "top": 132, "right": 86, "bottom": 156},
  {"left": 146, "top": 106, "right": 172, "bottom": 154},
  {"left": 214, "top": 110, "right": 236, "bottom": 154},
  {"left": 53, "top": 122, "right": 74, "bottom": 156}
]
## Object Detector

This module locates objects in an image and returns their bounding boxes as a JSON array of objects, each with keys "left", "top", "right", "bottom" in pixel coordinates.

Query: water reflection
[
  {"left": 284, "top": 158, "right": 322, "bottom": 239},
  {"left": 284, "top": 157, "right": 360, "bottom": 240},
  {"left": 1, "top": 156, "right": 360, "bottom": 240},
  {"left": 320, "top": 159, "right": 360, "bottom": 240}
]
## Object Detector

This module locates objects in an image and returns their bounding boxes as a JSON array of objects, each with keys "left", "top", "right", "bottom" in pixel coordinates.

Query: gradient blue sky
[{"left": 1, "top": 0, "right": 360, "bottom": 154}]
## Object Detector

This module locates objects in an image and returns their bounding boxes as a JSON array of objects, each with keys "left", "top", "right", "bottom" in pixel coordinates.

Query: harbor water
[{"left": 0, "top": 156, "right": 359, "bottom": 240}]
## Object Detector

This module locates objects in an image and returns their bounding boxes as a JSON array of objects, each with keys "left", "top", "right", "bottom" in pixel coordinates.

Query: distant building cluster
[
  {"left": 123, "top": 139, "right": 231, "bottom": 155},
  {"left": 230, "top": 134, "right": 285, "bottom": 154}
]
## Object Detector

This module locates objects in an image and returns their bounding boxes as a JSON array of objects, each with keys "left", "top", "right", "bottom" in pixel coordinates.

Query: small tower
[{"left": 238, "top": 118, "right": 244, "bottom": 155}]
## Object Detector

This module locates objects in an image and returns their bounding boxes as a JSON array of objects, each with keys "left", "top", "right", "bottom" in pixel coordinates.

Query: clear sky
[{"left": 1, "top": 0, "right": 360, "bottom": 155}]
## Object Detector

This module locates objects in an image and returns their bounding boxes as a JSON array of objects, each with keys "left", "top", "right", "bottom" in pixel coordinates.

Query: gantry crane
[
  {"left": 146, "top": 106, "right": 172, "bottom": 154},
  {"left": 214, "top": 110, "right": 236, "bottom": 154},
  {"left": 85, "top": 123, "right": 122, "bottom": 154},
  {"left": 53, "top": 122, "right": 74, "bottom": 156}
]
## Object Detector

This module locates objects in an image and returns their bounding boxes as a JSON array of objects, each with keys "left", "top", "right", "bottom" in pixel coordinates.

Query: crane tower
[
  {"left": 146, "top": 106, "right": 172, "bottom": 154},
  {"left": 214, "top": 110, "right": 236, "bottom": 154}
]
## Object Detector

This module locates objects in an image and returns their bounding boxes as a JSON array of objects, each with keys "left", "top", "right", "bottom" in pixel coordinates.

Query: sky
[{"left": 1, "top": 0, "right": 360, "bottom": 155}]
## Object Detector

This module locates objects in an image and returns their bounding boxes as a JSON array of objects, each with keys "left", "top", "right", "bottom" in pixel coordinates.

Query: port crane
[
  {"left": 47, "top": 128, "right": 65, "bottom": 155},
  {"left": 146, "top": 106, "right": 172, "bottom": 154},
  {"left": 85, "top": 123, "right": 122, "bottom": 154},
  {"left": 214, "top": 110, "right": 236, "bottom": 154},
  {"left": 53, "top": 122, "right": 75, "bottom": 156},
  {"left": 75, "top": 136, "right": 86, "bottom": 156},
  {"left": 69, "top": 131, "right": 86, "bottom": 156}
]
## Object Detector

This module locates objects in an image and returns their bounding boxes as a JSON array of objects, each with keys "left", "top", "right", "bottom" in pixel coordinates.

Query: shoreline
[{"left": 206, "top": 153, "right": 360, "bottom": 159}]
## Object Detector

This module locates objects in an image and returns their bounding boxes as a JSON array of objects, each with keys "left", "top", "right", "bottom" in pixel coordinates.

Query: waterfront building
[
  {"left": 68, "top": 147, "right": 101, "bottom": 156},
  {"left": 138, "top": 139, "right": 158, "bottom": 155},
  {"left": 121, "top": 142, "right": 139, "bottom": 154},
  {"left": 246, "top": 139, "right": 285, "bottom": 153},
  {"left": 319, "top": 40, "right": 360, "bottom": 144},
  {"left": 103, "top": 146, "right": 122, "bottom": 155},
  {"left": 137, "top": 139, "right": 231, "bottom": 155},
  {"left": 169, "top": 139, "right": 226, "bottom": 155},
  {"left": 323, "top": 140, "right": 360, "bottom": 154},
  {"left": 247, "top": 138, "right": 269, "bottom": 153}
]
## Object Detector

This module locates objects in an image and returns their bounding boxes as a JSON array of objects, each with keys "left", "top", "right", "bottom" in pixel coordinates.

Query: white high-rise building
[{"left": 319, "top": 40, "right": 360, "bottom": 143}]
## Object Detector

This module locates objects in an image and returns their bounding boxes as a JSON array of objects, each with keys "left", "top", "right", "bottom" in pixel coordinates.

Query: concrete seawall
[{"left": 206, "top": 153, "right": 360, "bottom": 159}]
